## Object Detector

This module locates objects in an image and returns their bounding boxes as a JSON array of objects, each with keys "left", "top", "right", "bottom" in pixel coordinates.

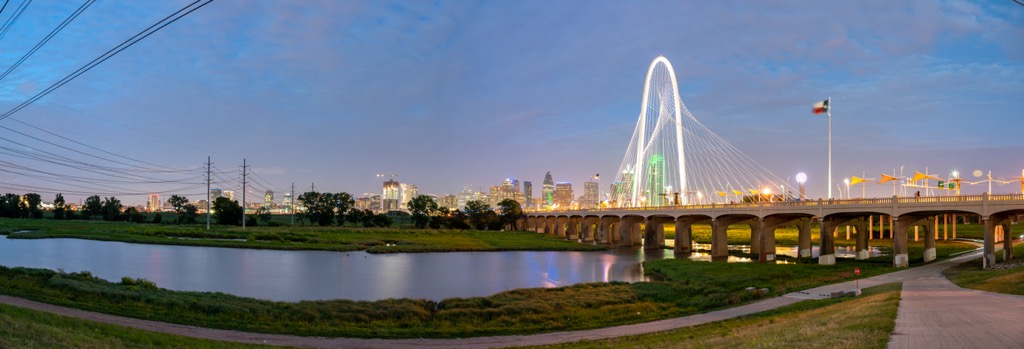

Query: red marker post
[{"left": 854, "top": 268, "right": 861, "bottom": 295}]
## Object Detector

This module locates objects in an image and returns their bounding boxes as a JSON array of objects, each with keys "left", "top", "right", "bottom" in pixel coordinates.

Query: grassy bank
[
  {"left": 944, "top": 242, "right": 1024, "bottom": 296},
  {"left": 0, "top": 218, "right": 606, "bottom": 253},
  {"left": 531, "top": 283, "right": 902, "bottom": 349},
  {"left": 0, "top": 303, "right": 271, "bottom": 349},
  {"left": 0, "top": 284, "right": 902, "bottom": 349},
  {"left": 0, "top": 240, "right": 973, "bottom": 339}
]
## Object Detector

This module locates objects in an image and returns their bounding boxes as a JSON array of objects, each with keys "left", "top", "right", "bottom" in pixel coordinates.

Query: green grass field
[
  {"left": 0, "top": 303, "right": 273, "bottom": 349},
  {"left": 531, "top": 283, "right": 902, "bottom": 349},
  {"left": 944, "top": 242, "right": 1024, "bottom": 296}
]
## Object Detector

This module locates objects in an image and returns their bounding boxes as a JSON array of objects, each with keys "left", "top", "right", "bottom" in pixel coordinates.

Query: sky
[{"left": 0, "top": 0, "right": 1022, "bottom": 206}]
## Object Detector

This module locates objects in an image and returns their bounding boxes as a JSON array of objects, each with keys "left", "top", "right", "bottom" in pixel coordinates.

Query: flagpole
[{"left": 827, "top": 96, "right": 832, "bottom": 200}]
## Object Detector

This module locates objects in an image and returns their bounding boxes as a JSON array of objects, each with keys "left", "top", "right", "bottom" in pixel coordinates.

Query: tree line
[{"left": 0, "top": 191, "right": 526, "bottom": 231}]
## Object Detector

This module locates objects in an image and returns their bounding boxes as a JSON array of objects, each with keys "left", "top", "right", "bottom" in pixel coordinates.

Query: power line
[
  {"left": 0, "top": 0, "right": 214, "bottom": 121},
  {"left": 0, "top": 0, "right": 30, "bottom": 41},
  {"left": 0, "top": 0, "right": 94, "bottom": 82}
]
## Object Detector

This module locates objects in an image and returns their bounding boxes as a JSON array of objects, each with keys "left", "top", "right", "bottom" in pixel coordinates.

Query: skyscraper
[
  {"left": 554, "top": 182, "right": 573, "bottom": 208},
  {"left": 210, "top": 188, "right": 223, "bottom": 201},
  {"left": 264, "top": 190, "right": 274, "bottom": 208},
  {"left": 148, "top": 193, "right": 160, "bottom": 212},
  {"left": 583, "top": 181, "right": 599, "bottom": 209},
  {"left": 523, "top": 181, "right": 533, "bottom": 209},
  {"left": 542, "top": 171, "right": 554, "bottom": 208},
  {"left": 382, "top": 180, "right": 401, "bottom": 212}
]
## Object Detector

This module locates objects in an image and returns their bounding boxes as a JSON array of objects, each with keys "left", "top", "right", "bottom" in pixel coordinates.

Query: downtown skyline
[{"left": 0, "top": 1, "right": 1022, "bottom": 206}]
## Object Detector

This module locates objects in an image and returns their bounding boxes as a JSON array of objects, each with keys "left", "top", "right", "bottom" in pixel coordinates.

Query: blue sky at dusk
[{"left": 0, "top": 0, "right": 1022, "bottom": 205}]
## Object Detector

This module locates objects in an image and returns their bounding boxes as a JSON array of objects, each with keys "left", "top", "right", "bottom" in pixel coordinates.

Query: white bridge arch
[{"left": 612, "top": 56, "right": 785, "bottom": 207}]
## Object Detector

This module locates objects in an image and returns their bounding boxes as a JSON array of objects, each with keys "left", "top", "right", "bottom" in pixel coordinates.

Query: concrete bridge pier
[
  {"left": 618, "top": 217, "right": 643, "bottom": 247},
  {"left": 983, "top": 213, "right": 1016, "bottom": 268},
  {"left": 598, "top": 216, "right": 618, "bottom": 244},
  {"left": 544, "top": 217, "right": 556, "bottom": 235},
  {"left": 554, "top": 217, "right": 567, "bottom": 238},
  {"left": 854, "top": 218, "right": 869, "bottom": 260},
  {"left": 818, "top": 217, "right": 837, "bottom": 265},
  {"left": 710, "top": 219, "right": 730, "bottom": 259},
  {"left": 566, "top": 217, "right": 579, "bottom": 240},
  {"left": 580, "top": 217, "right": 596, "bottom": 242},
  {"left": 893, "top": 217, "right": 910, "bottom": 268},
  {"left": 1003, "top": 222, "right": 1014, "bottom": 262},
  {"left": 797, "top": 219, "right": 812, "bottom": 258},
  {"left": 673, "top": 217, "right": 699, "bottom": 254},
  {"left": 749, "top": 221, "right": 762, "bottom": 256},
  {"left": 923, "top": 220, "right": 936, "bottom": 263},
  {"left": 757, "top": 218, "right": 777, "bottom": 262},
  {"left": 643, "top": 217, "right": 670, "bottom": 250}
]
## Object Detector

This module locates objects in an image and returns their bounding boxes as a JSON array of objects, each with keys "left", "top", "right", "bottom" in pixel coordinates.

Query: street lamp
[
  {"left": 796, "top": 172, "right": 807, "bottom": 200},
  {"left": 844, "top": 178, "right": 850, "bottom": 199}
]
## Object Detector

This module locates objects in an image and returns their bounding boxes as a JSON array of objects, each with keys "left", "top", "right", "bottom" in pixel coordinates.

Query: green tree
[
  {"left": 0, "top": 193, "right": 23, "bottom": 218},
  {"left": 101, "top": 197, "right": 123, "bottom": 221},
  {"left": 256, "top": 206, "right": 272, "bottom": 224},
  {"left": 463, "top": 200, "right": 496, "bottom": 230},
  {"left": 84, "top": 195, "right": 103, "bottom": 220},
  {"left": 123, "top": 207, "right": 146, "bottom": 223},
  {"left": 299, "top": 191, "right": 336, "bottom": 226},
  {"left": 497, "top": 199, "right": 524, "bottom": 231},
  {"left": 152, "top": 212, "right": 163, "bottom": 224},
  {"left": 23, "top": 193, "right": 42, "bottom": 219},
  {"left": 346, "top": 208, "right": 366, "bottom": 226},
  {"left": 407, "top": 195, "right": 439, "bottom": 229},
  {"left": 212, "top": 197, "right": 242, "bottom": 225},
  {"left": 168, "top": 195, "right": 190, "bottom": 223},
  {"left": 372, "top": 212, "right": 392, "bottom": 227},
  {"left": 335, "top": 192, "right": 354, "bottom": 226},
  {"left": 181, "top": 204, "right": 198, "bottom": 224},
  {"left": 52, "top": 193, "right": 66, "bottom": 220}
]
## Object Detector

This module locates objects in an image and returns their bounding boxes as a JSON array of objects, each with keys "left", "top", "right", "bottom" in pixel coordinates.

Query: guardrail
[{"left": 525, "top": 193, "right": 1024, "bottom": 215}]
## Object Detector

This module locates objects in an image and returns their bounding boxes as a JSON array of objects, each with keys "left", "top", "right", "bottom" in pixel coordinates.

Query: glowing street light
[
  {"left": 844, "top": 178, "right": 850, "bottom": 199},
  {"left": 796, "top": 172, "right": 807, "bottom": 200}
]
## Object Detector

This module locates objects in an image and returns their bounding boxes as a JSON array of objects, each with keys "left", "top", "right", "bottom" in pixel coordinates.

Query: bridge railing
[{"left": 524, "top": 193, "right": 1024, "bottom": 215}]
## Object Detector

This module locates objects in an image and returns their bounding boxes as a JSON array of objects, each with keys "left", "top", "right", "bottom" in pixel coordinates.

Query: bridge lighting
[{"left": 796, "top": 172, "right": 807, "bottom": 185}]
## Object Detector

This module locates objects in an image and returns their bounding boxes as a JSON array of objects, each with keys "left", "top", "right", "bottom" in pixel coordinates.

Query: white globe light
[
  {"left": 972, "top": 170, "right": 983, "bottom": 178},
  {"left": 795, "top": 172, "right": 807, "bottom": 184}
]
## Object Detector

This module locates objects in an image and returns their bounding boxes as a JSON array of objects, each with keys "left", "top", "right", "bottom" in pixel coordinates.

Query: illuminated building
[
  {"left": 583, "top": 181, "right": 599, "bottom": 209},
  {"left": 382, "top": 180, "right": 400, "bottom": 212},
  {"left": 264, "top": 190, "right": 274, "bottom": 208},
  {"left": 523, "top": 181, "right": 533, "bottom": 208},
  {"left": 554, "top": 182, "right": 573, "bottom": 208},
  {"left": 148, "top": 193, "right": 160, "bottom": 212},
  {"left": 542, "top": 172, "right": 554, "bottom": 208}
]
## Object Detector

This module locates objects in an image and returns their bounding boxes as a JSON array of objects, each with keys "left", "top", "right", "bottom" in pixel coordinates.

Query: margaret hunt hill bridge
[{"left": 525, "top": 56, "right": 1024, "bottom": 269}]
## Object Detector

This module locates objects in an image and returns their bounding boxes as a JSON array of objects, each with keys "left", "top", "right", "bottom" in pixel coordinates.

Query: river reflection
[
  {"left": 0, "top": 237, "right": 884, "bottom": 302},
  {"left": 0, "top": 237, "right": 668, "bottom": 302}
]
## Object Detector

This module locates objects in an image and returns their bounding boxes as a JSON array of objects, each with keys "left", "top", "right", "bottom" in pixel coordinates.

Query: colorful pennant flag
[
  {"left": 879, "top": 173, "right": 898, "bottom": 184},
  {"left": 850, "top": 176, "right": 866, "bottom": 186}
]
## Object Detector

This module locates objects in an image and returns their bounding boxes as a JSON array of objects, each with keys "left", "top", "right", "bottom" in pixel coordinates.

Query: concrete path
[
  {"left": 1, "top": 248, "right": 1021, "bottom": 348},
  {"left": 887, "top": 259, "right": 1024, "bottom": 348}
]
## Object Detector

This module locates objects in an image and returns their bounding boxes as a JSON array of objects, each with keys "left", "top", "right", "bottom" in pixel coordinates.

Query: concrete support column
[
  {"left": 923, "top": 220, "right": 936, "bottom": 263},
  {"left": 819, "top": 218, "right": 836, "bottom": 265},
  {"left": 952, "top": 214, "right": 957, "bottom": 239},
  {"left": 797, "top": 219, "right": 812, "bottom": 258},
  {"left": 580, "top": 218, "right": 594, "bottom": 242},
  {"left": 893, "top": 218, "right": 909, "bottom": 268},
  {"left": 983, "top": 217, "right": 995, "bottom": 268},
  {"left": 618, "top": 218, "right": 634, "bottom": 247},
  {"left": 545, "top": 217, "right": 555, "bottom": 235},
  {"left": 749, "top": 221, "right": 762, "bottom": 255},
  {"left": 711, "top": 219, "right": 729, "bottom": 259},
  {"left": 1003, "top": 223, "right": 1013, "bottom": 262},
  {"left": 759, "top": 219, "right": 776, "bottom": 262},
  {"left": 643, "top": 217, "right": 661, "bottom": 250},
  {"left": 552, "top": 217, "right": 565, "bottom": 237},
  {"left": 943, "top": 214, "right": 948, "bottom": 240},
  {"left": 598, "top": 217, "right": 615, "bottom": 244},
  {"left": 869, "top": 215, "right": 874, "bottom": 240},
  {"left": 855, "top": 219, "right": 869, "bottom": 260},
  {"left": 565, "top": 217, "right": 578, "bottom": 240},
  {"left": 674, "top": 218, "right": 693, "bottom": 253}
]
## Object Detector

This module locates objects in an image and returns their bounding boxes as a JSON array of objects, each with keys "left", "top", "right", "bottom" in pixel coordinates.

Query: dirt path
[{"left": 1, "top": 248, "right": 1014, "bottom": 348}]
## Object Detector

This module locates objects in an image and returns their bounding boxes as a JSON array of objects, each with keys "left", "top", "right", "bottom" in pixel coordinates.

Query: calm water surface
[{"left": 0, "top": 237, "right": 675, "bottom": 302}]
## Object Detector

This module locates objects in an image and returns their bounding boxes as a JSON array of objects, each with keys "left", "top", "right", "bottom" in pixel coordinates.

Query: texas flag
[{"left": 812, "top": 99, "right": 829, "bottom": 114}]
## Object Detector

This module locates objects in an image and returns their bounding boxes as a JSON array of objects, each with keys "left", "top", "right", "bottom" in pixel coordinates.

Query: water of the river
[{"left": 0, "top": 237, "right": 883, "bottom": 302}]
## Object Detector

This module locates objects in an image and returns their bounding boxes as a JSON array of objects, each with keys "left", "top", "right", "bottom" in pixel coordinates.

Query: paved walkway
[{"left": 1, "top": 248, "right": 1022, "bottom": 348}]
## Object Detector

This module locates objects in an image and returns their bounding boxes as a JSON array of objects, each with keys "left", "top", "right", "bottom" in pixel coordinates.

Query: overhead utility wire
[
  {"left": 0, "top": 0, "right": 29, "bottom": 41},
  {"left": 5, "top": 120, "right": 191, "bottom": 173},
  {"left": 0, "top": 0, "right": 94, "bottom": 82},
  {"left": 0, "top": 0, "right": 8, "bottom": 17},
  {"left": 0, "top": 0, "right": 214, "bottom": 122}
]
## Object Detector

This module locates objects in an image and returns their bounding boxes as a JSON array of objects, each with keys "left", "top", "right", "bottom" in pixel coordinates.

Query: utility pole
[
  {"left": 206, "top": 156, "right": 211, "bottom": 230},
  {"left": 311, "top": 182, "right": 315, "bottom": 193},
  {"left": 241, "top": 159, "right": 249, "bottom": 229},
  {"left": 290, "top": 182, "right": 295, "bottom": 225}
]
